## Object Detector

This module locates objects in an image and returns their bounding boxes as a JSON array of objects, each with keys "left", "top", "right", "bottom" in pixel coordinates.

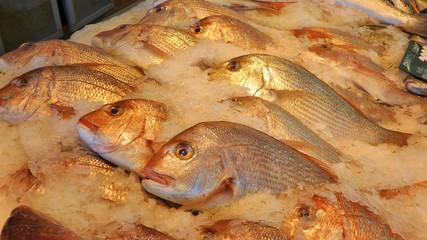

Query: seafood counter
[{"left": 0, "top": 0, "right": 426, "bottom": 239}]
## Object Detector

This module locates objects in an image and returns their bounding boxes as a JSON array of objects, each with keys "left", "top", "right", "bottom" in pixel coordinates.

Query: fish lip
[
  {"left": 77, "top": 117, "right": 98, "bottom": 131},
  {"left": 141, "top": 168, "right": 173, "bottom": 186}
]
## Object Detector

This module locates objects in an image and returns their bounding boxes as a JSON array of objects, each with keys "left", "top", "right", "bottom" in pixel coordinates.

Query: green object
[{"left": 399, "top": 41, "right": 427, "bottom": 82}]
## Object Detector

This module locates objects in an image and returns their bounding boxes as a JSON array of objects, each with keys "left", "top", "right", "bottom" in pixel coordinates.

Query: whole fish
[
  {"left": 333, "top": 0, "right": 427, "bottom": 37},
  {"left": 1, "top": 206, "right": 83, "bottom": 240},
  {"left": 404, "top": 76, "right": 427, "bottom": 97},
  {"left": 199, "top": 219, "right": 291, "bottom": 240},
  {"left": 288, "top": 27, "right": 385, "bottom": 55},
  {"left": 307, "top": 44, "right": 427, "bottom": 106},
  {"left": 189, "top": 15, "right": 273, "bottom": 50},
  {"left": 142, "top": 121, "right": 336, "bottom": 210},
  {"left": 208, "top": 54, "right": 410, "bottom": 146},
  {"left": 0, "top": 66, "right": 135, "bottom": 124},
  {"left": 289, "top": 193, "right": 404, "bottom": 240},
  {"left": 93, "top": 24, "right": 197, "bottom": 68},
  {"left": 139, "top": 0, "right": 261, "bottom": 29},
  {"left": 225, "top": 96, "right": 341, "bottom": 165},
  {"left": 0, "top": 39, "right": 145, "bottom": 86},
  {"left": 77, "top": 99, "right": 168, "bottom": 175},
  {"left": 154, "top": 0, "right": 293, "bottom": 11},
  {"left": 106, "top": 224, "right": 175, "bottom": 240}
]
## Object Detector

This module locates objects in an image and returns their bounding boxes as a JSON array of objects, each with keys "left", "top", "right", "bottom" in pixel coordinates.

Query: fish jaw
[
  {"left": 76, "top": 119, "right": 118, "bottom": 154},
  {"left": 142, "top": 168, "right": 173, "bottom": 186}
]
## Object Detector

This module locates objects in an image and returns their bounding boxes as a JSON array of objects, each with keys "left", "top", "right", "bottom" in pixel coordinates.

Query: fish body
[
  {"left": 106, "top": 224, "right": 175, "bottom": 240},
  {"left": 1, "top": 206, "right": 83, "bottom": 240},
  {"left": 290, "top": 193, "right": 404, "bottom": 240},
  {"left": 226, "top": 96, "right": 341, "bottom": 165},
  {"left": 199, "top": 219, "right": 291, "bottom": 240},
  {"left": 289, "top": 27, "right": 385, "bottom": 55},
  {"left": 404, "top": 76, "right": 427, "bottom": 97},
  {"left": 0, "top": 66, "right": 135, "bottom": 124},
  {"left": 77, "top": 99, "right": 168, "bottom": 175},
  {"left": 334, "top": 0, "right": 427, "bottom": 37},
  {"left": 142, "top": 121, "right": 335, "bottom": 210},
  {"left": 0, "top": 39, "right": 144, "bottom": 86},
  {"left": 307, "top": 44, "right": 427, "bottom": 106},
  {"left": 208, "top": 54, "right": 410, "bottom": 146},
  {"left": 189, "top": 15, "right": 273, "bottom": 50},
  {"left": 139, "top": 0, "right": 259, "bottom": 29},
  {"left": 93, "top": 24, "right": 196, "bottom": 68},
  {"left": 154, "top": 0, "right": 293, "bottom": 11}
]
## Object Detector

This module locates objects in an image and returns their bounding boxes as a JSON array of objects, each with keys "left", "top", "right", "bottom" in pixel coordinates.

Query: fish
[
  {"left": 76, "top": 99, "right": 168, "bottom": 175},
  {"left": 289, "top": 27, "right": 385, "bottom": 55},
  {"left": 333, "top": 0, "right": 427, "bottom": 37},
  {"left": 0, "top": 66, "right": 135, "bottom": 124},
  {"left": 412, "top": 0, "right": 427, "bottom": 11},
  {"left": 189, "top": 15, "right": 273, "bottom": 50},
  {"left": 139, "top": 0, "right": 262, "bottom": 29},
  {"left": 199, "top": 219, "right": 291, "bottom": 240},
  {"left": 93, "top": 24, "right": 197, "bottom": 68},
  {"left": 404, "top": 76, "right": 427, "bottom": 97},
  {"left": 1, "top": 205, "right": 83, "bottom": 240},
  {"left": 225, "top": 96, "right": 341, "bottom": 165},
  {"left": 141, "top": 121, "right": 336, "bottom": 210},
  {"left": 208, "top": 54, "right": 411, "bottom": 146},
  {"left": 379, "top": 180, "right": 427, "bottom": 199},
  {"left": 154, "top": 0, "right": 294, "bottom": 11},
  {"left": 0, "top": 165, "right": 45, "bottom": 198},
  {"left": 0, "top": 39, "right": 145, "bottom": 86},
  {"left": 106, "top": 224, "right": 176, "bottom": 240},
  {"left": 307, "top": 44, "right": 427, "bottom": 106},
  {"left": 289, "top": 193, "right": 404, "bottom": 239}
]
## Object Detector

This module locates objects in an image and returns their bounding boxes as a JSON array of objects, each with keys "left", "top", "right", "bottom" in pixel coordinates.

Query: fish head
[
  {"left": 198, "top": 219, "right": 241, "bottom": 239},
  {"left": 189, "top": 17, "right": 222, "bottom": 40},
  {"left": 139, "top": 0, "right": 189, "bottom": 27},
  {"left": 208, "top": 55, "right": 267, "bottom": 95},
  {"left": 142, "top": 123, "right": 229, "bottom": 207},
  {"left": 92, "top": 24, "right": 142, "bottom": 53},
  {"left": 0, "top": 70, "right": 51, "bottom": 124},
  {"left": 0, "top": 41, "right": 57, "bottom": 66}
]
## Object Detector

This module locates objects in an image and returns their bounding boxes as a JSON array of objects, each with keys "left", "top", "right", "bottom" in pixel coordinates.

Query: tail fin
[
  {"left": 385, "top": 130, "right": 411, "bottom": 146},
  {"left": 255, "top": 1, "right": 295, "bottom": 11},
  {"left": 398, "top": 14, "right": 427, "bottom": 37}
]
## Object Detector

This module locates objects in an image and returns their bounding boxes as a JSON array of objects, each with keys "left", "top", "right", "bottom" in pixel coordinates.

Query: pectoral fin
[{"left": 49, "top": 102, "right": 75, "bottom": 119}]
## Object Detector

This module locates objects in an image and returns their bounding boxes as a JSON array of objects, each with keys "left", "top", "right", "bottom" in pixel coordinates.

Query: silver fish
[{"left": 404, "top": 76, "right": 427, "bottom": 97}]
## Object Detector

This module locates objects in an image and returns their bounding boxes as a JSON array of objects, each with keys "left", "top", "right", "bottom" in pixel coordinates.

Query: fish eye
[
  {"left": 16, "top": 78, "right": 28, "bottom": 88},
  {"left": 320, "top": 44, "right": 329, "bottom": 49},
  {"left": 105, "top": 105, "right": 123, "bottom": 116},
  {"left": 295, "top": 205, "right": 313, "bottom": 219},
  {"left": 155, "top": 6, "right": 165, "bottom": 13},
  {"left": 21, "top": 42, "right": 35, "bottom": 50},
  {"left": 118, "top": 25, "right": 127, "bottom": 30},
  {"left": 192, "top": 26, "right": 202, "bottom": 34},
  {"left": 174, "top": 142, "right": 194, "bottom": 161},
  {"left": 226, "top": 61, "right": 240, "bottom": 71}
]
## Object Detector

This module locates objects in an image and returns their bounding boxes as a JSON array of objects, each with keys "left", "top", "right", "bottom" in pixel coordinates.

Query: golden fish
[
  {"left": 189, "top": 15, "right": 273, "bottom": 50},
  {"left": 139, "top": 0, "right": 260, "bottom": 29},
  {"left": 154, "top": 0, "right": 293, "bottom": 11},
  {"left": 225, "top": 96, "right": 341, "bottom": 165},
  {"left": 142, "top": 121, "right": 335, "bottom": 210},
  {"left": 289, "top": 193, "right": 404, "bottom": 239},
  {"left": 106, "top": 224, "right": 176, "bottom": 240},
  {"left": 76, "top": 99, "right": 168, "bottom": 175},
  {"left": 289, "top": 27, "right": 385, "bottom": 55},
  {"left": 208, "top": 54, "right": 410, "bottom": 146},
  {"left": 307, "top": 44, "right": 427, "bottom": 106},
  {"left": 0, "top": 66, "right": 135, "bottom": 124},
  {"left": 93, "top": 24, "right": 196, "bottom": 67},
  {"left": 199, "top": 219, "right": 291, "bottom": 240},
  {"left": 0, "top": 39, "right": 145, "bottom": 86},
  {"left": 1, "top": 206, "right": 83, "bottom": 240}
]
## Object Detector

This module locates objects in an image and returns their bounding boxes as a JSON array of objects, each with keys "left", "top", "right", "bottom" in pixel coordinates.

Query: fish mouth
[
  {"left": 78, "top": 117, "right": 98, "bottom": 131},
  {"left": 141, "top": 168, "right": 173, "bottom": 186}
]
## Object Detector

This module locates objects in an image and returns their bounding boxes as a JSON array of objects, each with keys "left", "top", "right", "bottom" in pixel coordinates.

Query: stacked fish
[{"left": 0, "top": 0, "right": 426, "bottom": 239}]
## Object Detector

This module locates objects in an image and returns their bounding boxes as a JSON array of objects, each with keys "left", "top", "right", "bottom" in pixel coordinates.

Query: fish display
[
  {"left": 0, "top": 66, "right": 135, "bottom": 124},
  {"left": 288, "top": 193, "right": 404, "bottom": 239},
  {"left": 77, "top": 99, "right": 168, "bottom": 175},
  {"left": 225, "top": 96, "right": 341, "bottom": 165},
  {"left": 1, "top": 206, "right": 83, "bottom": 240},
  {"left": 209, "top": 54, "right": 410, "bottom": 146},
  {"left": 307, "top": 44, "right": 427, "bottom": 106},
  {"left": 0, "top": 39, "right": 145, "bottom": 86},
  {"left": 106, "top": 224, "right": 176, "bottom": 240},
  {"left": 142, "top": 121, "right": 336, "bottom": 210},
  {"left": 199, "top": 219, "right": 291, "bottom": 239},
  {"left": 189, "top": 15, "right": 273, "bottom": 50},
  {"left": 332, "top": 0, "right": 427, "bottom": 37},
  {"left": 93, "top": 24, "right": 197, "bottom": 68},
  {"left": 154, "top": 0, "right": 293, "bottom": 11}
]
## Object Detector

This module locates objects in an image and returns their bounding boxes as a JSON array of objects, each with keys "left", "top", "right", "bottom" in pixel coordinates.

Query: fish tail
[
  {"left": 382, "top": 130, "right": 411, "bottom": 146},
  {"left": 255, "top": 1, "right": 295, "bottom": 11},
  {"left": 398, "top": 14, "right": 427, "bottom": 37}
]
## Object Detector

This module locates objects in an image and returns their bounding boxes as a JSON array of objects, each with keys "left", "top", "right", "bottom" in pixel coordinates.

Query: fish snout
[
  {"left": 77, "top": 117, "right": 98, "bottom": 132},
  {"left": 141, "top": 168, "right": 173, "bottom": 186}
]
